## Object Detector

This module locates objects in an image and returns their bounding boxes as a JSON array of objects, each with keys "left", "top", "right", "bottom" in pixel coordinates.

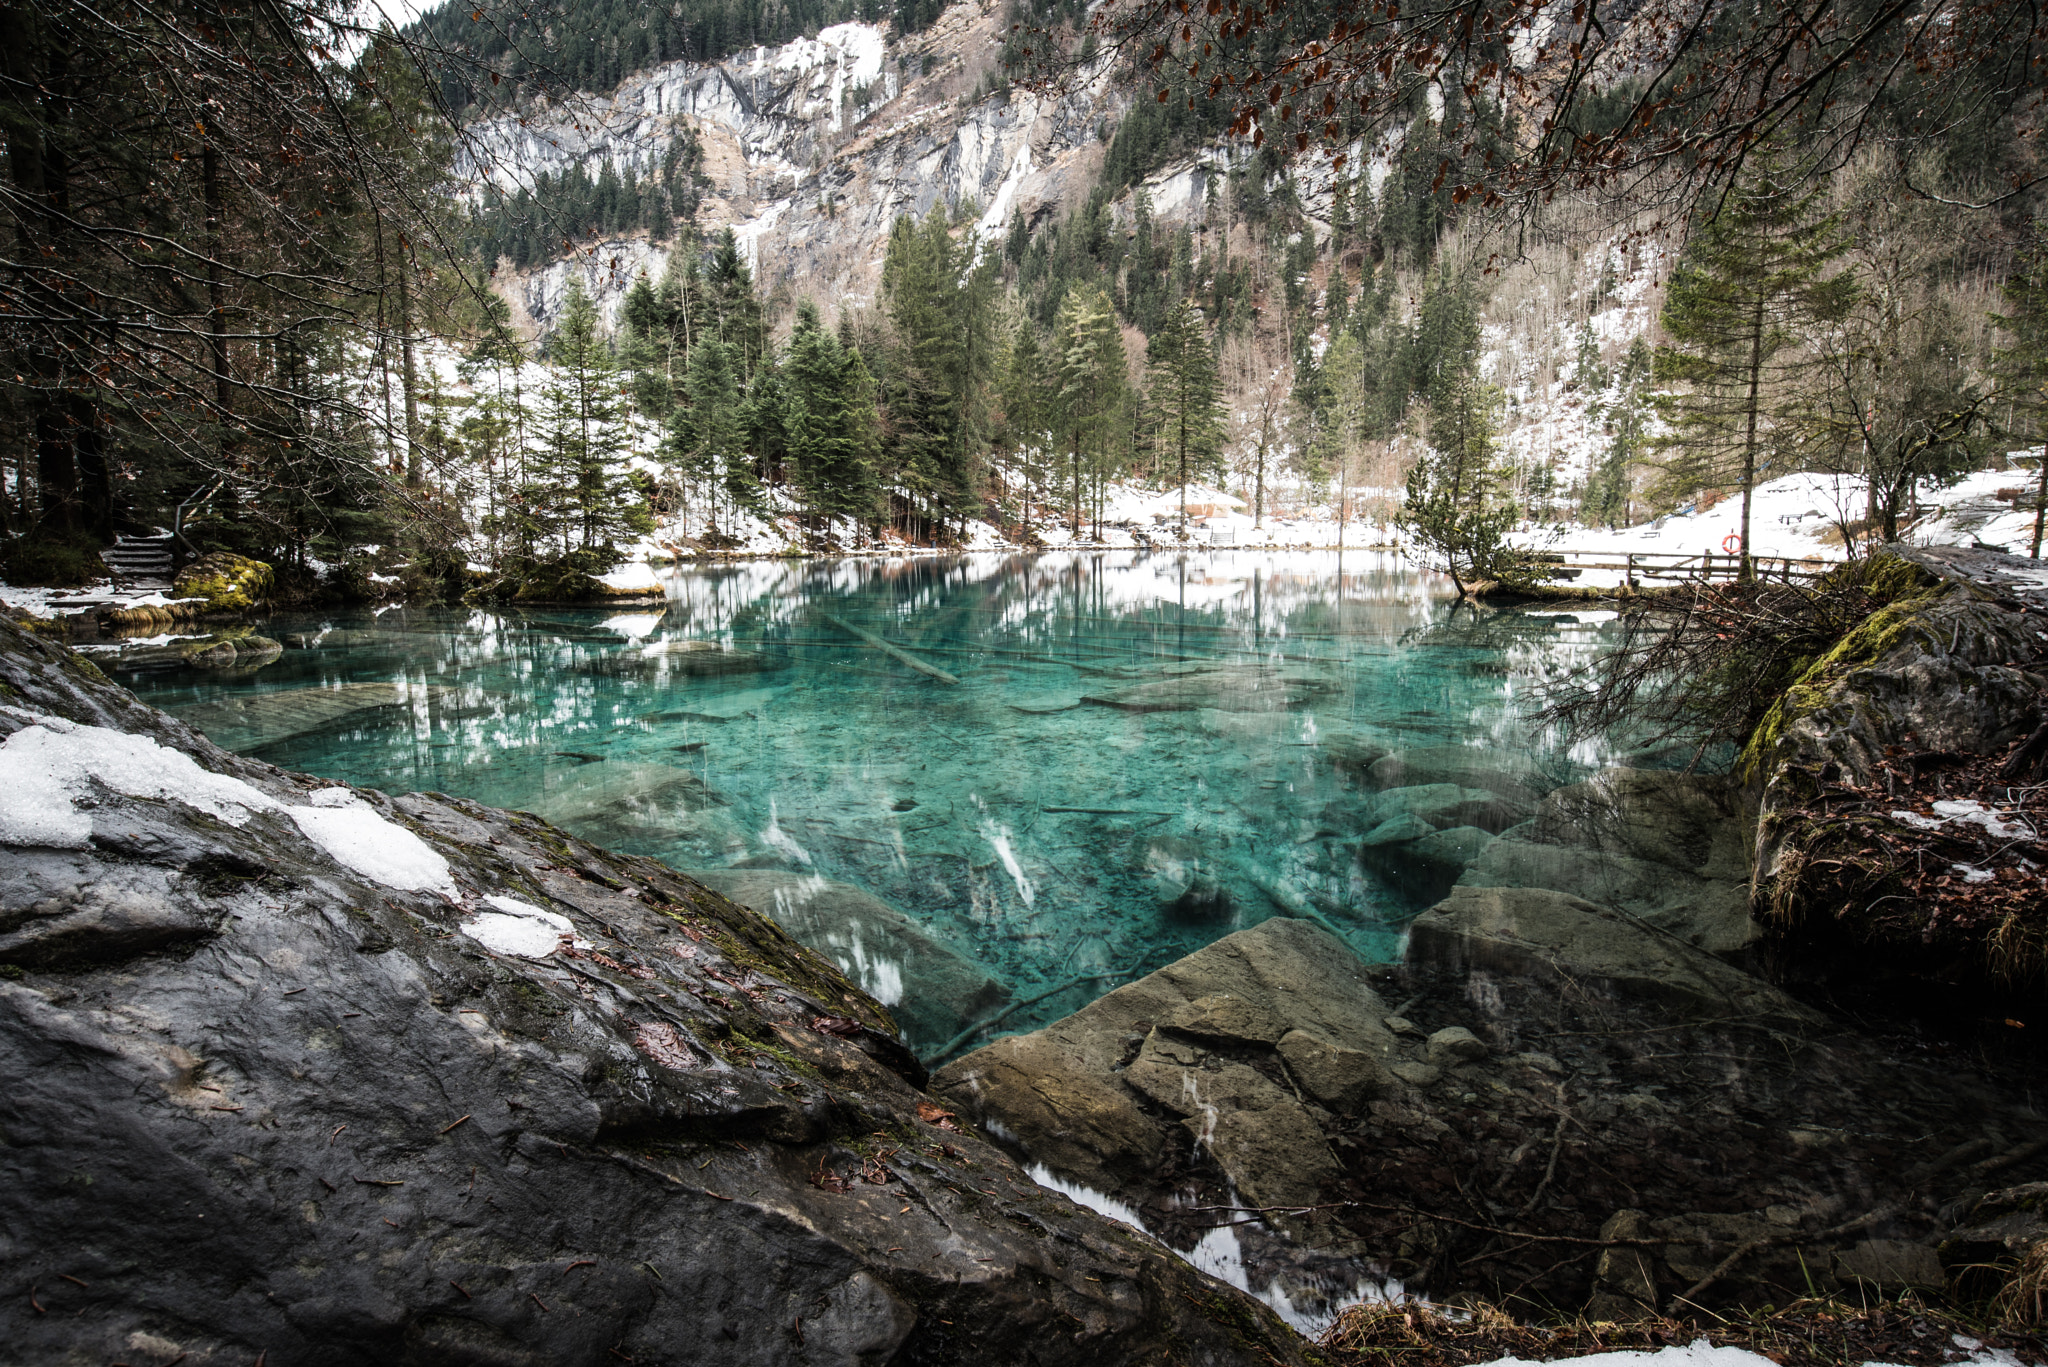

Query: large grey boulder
[
  {"left": 691, "top": 869, "right": 1011, "bottom": 1050},
  {"left": 933, "top": 919, "right": 1398, "bottom": 1198},
  {"left": 0, "top": 618, "right": 1309, "bottom": 1367}
]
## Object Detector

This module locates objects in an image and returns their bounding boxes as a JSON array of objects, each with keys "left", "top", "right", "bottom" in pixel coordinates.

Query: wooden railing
[{"left": 1536, "top": 548, "right": 1835, "bottom": 587}]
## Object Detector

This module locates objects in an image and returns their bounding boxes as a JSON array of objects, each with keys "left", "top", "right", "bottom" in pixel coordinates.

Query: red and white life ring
[{"left": 1721, "top": 533, "right": 1743, "bottom": 555}]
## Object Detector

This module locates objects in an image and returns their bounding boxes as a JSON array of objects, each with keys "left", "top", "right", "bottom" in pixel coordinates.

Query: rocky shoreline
[
  {"left": 4, "top": 543, "right": 2045, "bottom": 1361},
  {"left": 0, "top": 614, "right": 1311, "bottom": 1365}
]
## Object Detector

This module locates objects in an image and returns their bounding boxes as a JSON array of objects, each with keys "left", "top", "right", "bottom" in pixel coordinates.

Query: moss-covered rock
[
  {"left": 170, "top": 551, "right": 273, "bottom": 614},
  {"left": 1746, "top": 547, "right": 2048, "bottom": 985}
]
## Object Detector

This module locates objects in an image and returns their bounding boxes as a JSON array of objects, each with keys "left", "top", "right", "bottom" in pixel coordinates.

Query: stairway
[{"left": 100, "top": 533, "right": 175, "bottom": 590}]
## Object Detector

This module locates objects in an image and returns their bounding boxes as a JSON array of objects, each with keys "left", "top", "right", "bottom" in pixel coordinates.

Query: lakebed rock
[
  {"left": 1457, "top": 768, "right": 1761, "bottom": 957},
  {"left": 0, "top": 614, "right": 1310, "bottom": 1366},
  {"left": 691, "top": 869, "right": 1011, "bottom": 1051},
  {"left": 934, "top": 919, "right": 1399, "bottom": 1205},
  {"left": 1082, "top": 662, "right": 1338, "bottom": 713},
  {"left": 169, "top": 679, "right": 451, "bottom": 752},
  {"left": 584, "top": 639, "right": 785, "bottom": 679},
  {"left": 1408, "top": 885, "right": 1812, "bottom": 1024},
  {"left": 528, "top": 760, "right": 756, "bottom": 866}
]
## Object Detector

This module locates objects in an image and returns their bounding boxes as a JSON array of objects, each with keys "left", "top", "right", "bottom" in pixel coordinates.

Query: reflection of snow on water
[
  {"left": 760, "top": 797, "right": 812, "bottom": 866},
  {"left": 1024, "top": 1164, "right": 1395, "bottom": 1338},
  {"left": 981, "top": 820, "right": 1035, "bottom": 908},
  {"left": 129, "top": 552, "right": 1659, "bottom": 1044}
]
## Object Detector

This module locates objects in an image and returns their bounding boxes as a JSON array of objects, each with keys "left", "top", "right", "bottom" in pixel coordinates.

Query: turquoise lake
[{"left": 113, "top": 550, "right": 1631, "bottom": 1056}]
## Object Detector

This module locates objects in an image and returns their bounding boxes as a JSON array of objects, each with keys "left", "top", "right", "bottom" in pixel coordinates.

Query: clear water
[{"left": 114, "top": 550, "right": 1625, "bottom": 1053}]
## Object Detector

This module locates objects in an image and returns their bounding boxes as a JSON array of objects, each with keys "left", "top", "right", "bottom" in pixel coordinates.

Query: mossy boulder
[{"left": 170, "top": 551, "right": 273, "bottom": 614}]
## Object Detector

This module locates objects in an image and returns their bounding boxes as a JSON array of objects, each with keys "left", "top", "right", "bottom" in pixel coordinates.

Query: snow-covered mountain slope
[{"left": 463, "top": 4, "right": 1126, "bottom": 329}]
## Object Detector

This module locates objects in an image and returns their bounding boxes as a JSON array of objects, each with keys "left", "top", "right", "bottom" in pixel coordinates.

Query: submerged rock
[
  {"left": 1356, "top": 820, "right": 1498, "bottom": 905},
  {"left": 527, "top": 760, "right": 753, "bottom": 865},
  {"left": 1366, "top": 745, "right": 1549, "bottom": 804},
  {"left": 1082, "top": 663, "right": 1338, "bottom": 713},
  {"left": 933, "top": 918, "right": 1399, "bottom": 1199},
  {"left": 1364, "top": 782, "right": 1533, "bottom": 834},
  {"left": 691, "top": 869, "right": 1011, "bottom": 1050},
  {"left": 1407, "top": 885, "right": 1816, "bottom": 1025},
  {"left": 1458, "top": 767, "right": 1760, "bottom": 956},
  {"left": 83, "top": 630, "right": 282, "bottom": 674},
  {"left": 0, "top": 613, "right": 1310, "bottom": 1366},
  {"left": 585, "top": 639, "right": 784, "bottom": 679},
  {"left": 940, "top": 894, "right": 2046, "bottom": 1319},
  {"left": 170, "top": 679, "right": 448, "bottom": 752},
  {"left": 1137, "top": 834, "right": 1235, "bottom": 923}
]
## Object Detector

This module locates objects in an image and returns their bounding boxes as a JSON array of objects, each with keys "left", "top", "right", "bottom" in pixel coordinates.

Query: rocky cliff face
[
  {"left": 0, "top": 618, "right": 1311, "bottom": 1366},
  {"left": 470, "top": 5, "right": 1129, "bottom": 331}
]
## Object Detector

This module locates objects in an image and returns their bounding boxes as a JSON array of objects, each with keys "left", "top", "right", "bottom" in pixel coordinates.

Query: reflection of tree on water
[{"left": 122, "top": 552, "right": 1623, "bottom": 1057}]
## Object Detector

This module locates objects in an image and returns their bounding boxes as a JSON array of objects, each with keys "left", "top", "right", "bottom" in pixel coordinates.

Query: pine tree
[
  {"left": 1652, "top": 167, "right": 1855, "bottom": 578},
  {"left": 1144, "top": 299, "right": 1225, "bottom": 537},
  {"left": 1401, "top": 369, "right": 1517, "bottom": 593},
  {"left": 785, "top": 302, "right": 881, "bottom": 530},
  {"left": 619, "top": 271, "right": 675, "bottom": 418},
  {"left": 1051, "top": 285, "right": 1128, "bottom": 536},
  {"left": 534, "top": 281, "right": 641, "bottom": 562},
  {"left": 1584, "top": 339, "right": 1652, "bottom": 528},
  {"left": 672, "top": 336, "right": 747, "bottom": 535},
  {"left": 1002, "top": 325, "right": 1051, "bottom": 530},
  {"left": 881, "top": 213, "right": 972, "bottom": 534}
]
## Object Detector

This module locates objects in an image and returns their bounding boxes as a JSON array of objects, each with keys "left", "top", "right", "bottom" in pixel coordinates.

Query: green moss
[
  {"left": 171, "top": 552, "right": 274, "bottom": 614},
  {"left": 1737, "top": 554, "right": 1952, "bottom": 778}
]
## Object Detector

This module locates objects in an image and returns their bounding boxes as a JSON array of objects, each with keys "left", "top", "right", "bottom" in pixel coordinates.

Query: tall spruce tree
[
  {"left": 535, "top": 281, "right": 641, "bottom": 561},
  {"left": 785, "top": 302, "right": 881, "bottom": 530},
  {"left": 1144, "top": 299, "right": 1225, "bottom": 537},
  {"left": 673, "top": 336, "right": 746, "bottom": 535},
  {"left": 1051, "top": 285, "right": 1128, "bottom": 536},
  {"left": 1652, "top": 167, "right": 1855, "bottom": 578}
]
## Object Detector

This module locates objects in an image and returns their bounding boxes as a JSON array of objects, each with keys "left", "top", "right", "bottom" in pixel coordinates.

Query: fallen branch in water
[
  {"left": 817, "top": 612, "right": 960, "bottom": 685},
  {"left": 928, "top": 964, "right": 1146, "bottom": 1065}
]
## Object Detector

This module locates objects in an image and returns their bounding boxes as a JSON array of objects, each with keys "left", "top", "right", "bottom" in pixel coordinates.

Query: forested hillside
[{"left": 4, "top": 0, "right": 2046, "bottom": 604}]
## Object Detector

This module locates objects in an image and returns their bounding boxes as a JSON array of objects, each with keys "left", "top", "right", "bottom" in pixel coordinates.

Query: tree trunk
[
  {"left": 202, "top": 142, "right": 231, "bottom": 440},
  {"left": 1738, "top": 293, "right": 1764, "bottom": 582},
  {"left": 2032, "top": 438, "right": 2048, "bottom": 559},
  {"left": 398, "top": 246, "right": 422, "bottom": 487},
  {"left": 1070, "top": 427, "right": 1081, "bottom": 536}
]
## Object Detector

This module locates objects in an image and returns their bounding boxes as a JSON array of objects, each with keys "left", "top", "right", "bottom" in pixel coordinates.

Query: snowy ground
[
  {"left": 7, "top": 466, "right": 2041, "bottom": 623},
  {"left": 1517, "top": 468, "right": 2046, "bottom": 590}
]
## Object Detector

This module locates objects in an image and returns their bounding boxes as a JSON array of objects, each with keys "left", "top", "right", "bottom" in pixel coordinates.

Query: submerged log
[{"left": 817, "top": 611, "right": 961, "bottom": 685}]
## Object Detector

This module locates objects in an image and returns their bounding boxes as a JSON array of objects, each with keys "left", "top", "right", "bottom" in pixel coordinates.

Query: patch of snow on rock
[
  {"left": 462, "top": 895, "right": 576, "bottom": 959},
  {"left": 0, "top": 714, "right": 276, "bottom": 847},
  {"left": 288, "top": 796, "right": 458, "bottom": 896}
]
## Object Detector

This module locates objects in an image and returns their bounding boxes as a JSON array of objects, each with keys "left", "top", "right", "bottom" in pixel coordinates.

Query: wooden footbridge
[{"left": 1538, "top": 548, "right": 1835, "bottom": 587}]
